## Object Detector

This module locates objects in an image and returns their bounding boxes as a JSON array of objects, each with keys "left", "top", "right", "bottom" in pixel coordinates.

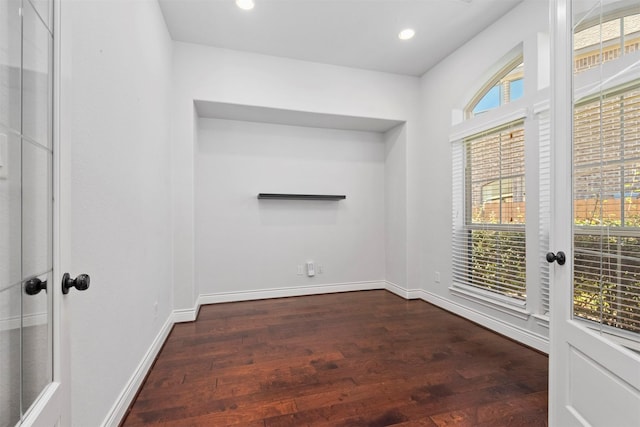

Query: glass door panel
[
  {"left": 0, "top": 0, "right": 53, "bottom": 425},
  {"left": 21, "top": 271, "right": 52, "bottom": 412},
  {"left": 0, "top": 0, "right": 21, "bottom": 133},
  {"left": 20, "top": 0, "right": 53, "bottom": 419},
  {"left": 0, "top": 284, "right": 22, "bottom": 427},
  {"left": 0, "top": 133, "right": 22, "bottom": 290},
  {"left": 22, "top": 0, "right": 52, "bottom": 150},
  {"left": 22, "top": 139, "right": 52, "bottom": 280},
  {"left": 573, "top": 0, "right": 640, "bottom": 343},
  {"left": 0, "top": 0, "right": 23, "bottom": 425}
]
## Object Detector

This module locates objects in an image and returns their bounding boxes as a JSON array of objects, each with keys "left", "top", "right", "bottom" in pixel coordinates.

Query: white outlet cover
[{"left": 306, "top": 261, "right": 315, "bottom": 277}]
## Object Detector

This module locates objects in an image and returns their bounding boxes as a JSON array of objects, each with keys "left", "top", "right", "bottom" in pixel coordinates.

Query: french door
[
  {"left": 1, "top": 0, "right": 69, "bottom": 425},
  {"left": 550, "top": 0, "right": 640, "bottom": 425}
]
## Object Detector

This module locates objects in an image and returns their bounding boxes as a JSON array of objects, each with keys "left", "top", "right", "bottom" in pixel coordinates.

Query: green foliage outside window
[
  {"left": 469, "top": 228, "right": 527, "bottom": 299},
  {"left": 574, "top": 214, "right": 640, "bottom": 334}
]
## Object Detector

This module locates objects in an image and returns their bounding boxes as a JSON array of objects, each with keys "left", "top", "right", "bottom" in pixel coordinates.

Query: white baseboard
[
  {"left": 101, "top": 314, "right": 174, "bottom": 427},
  {"left": 190, "top": 280, "right": 547, "bottom": 353},
  {"left": 172, "top": 307, "right": 199, "bottom": 323},
  {"left": 172, "top": 280, "right": 387, "bottom": 324},
  {"left": 197, "top": 280, "right": 386, "bottom": 306},
  {"left": 416, "top": 289, "right": 549, "bottom": 354},
  {"left": 384, "top": 281, "right": 421, "bottom": 299}
]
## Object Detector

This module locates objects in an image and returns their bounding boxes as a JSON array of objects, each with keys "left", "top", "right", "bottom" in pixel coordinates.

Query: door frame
[
  {"left": 20, "top": 0, "right": 70, "bottom": 424},
  {"left": 549, "top": 1, "right": 640, "bottom": 425},
  {"left": 548, "top": 0, "right": 574, "bottom": 423}
]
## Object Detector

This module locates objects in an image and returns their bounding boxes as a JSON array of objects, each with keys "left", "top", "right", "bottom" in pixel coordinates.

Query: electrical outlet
[
  {"left": 297, "top": 265, "right": 303, "bottom": 275},
  {"left": 434, "top": 271, "right": 441, "bottom": 283},
  {"left": 317, "top": 265, "right": 323, "bottom": 274},
  {"left": 306, "top": 261, "right": 315, "bottom": 277}
]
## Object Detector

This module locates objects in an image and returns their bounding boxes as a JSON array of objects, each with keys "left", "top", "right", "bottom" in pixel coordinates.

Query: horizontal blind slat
[
  {"left": 574, "top": 85, "right": 640, "bottom": 337},
  {"left": 453, "top": 121, "right": 527, "bottom": 301},
  {"left": 539, "top": 111, "right": 551, "bottom": 314}
]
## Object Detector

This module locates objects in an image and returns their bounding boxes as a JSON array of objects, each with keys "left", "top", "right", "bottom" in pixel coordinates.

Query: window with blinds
[
  {"left": 452, "top": 121, "right": 526, "bottom": 300},
  {"left": 574, "top": 82, "right": 640, "bottom": 336},
  {"left": 574, "top": 13, "right": 640, "bottom": 74}
]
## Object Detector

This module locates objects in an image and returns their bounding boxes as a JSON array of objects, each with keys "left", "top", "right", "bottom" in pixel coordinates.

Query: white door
[
  {"left": 1, "top": 0, "right": 76, "bottom": 425},
  {"left": 550, "top": 0, "right": 640, "bottom": 425}
]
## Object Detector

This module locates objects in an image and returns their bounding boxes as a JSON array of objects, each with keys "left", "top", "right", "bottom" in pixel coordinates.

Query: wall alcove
[{"left": 193, "top": 99, "right": 406, "bottom": 299}]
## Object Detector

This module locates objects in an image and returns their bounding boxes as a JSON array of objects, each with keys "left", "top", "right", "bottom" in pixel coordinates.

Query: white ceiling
[{"left": 158, "top": 0, "right": 524, "bottom": 77}]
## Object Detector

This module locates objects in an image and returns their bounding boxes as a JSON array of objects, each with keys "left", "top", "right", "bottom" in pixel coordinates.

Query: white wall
[
  {"left": 412, "top": 0, "right": 550, "bottom": 344},
  {"left": 384, "top": 124, "right": 408, "bottom": 289},
  {"left": 173, "top": 42, "right": 420, "bottom": 310},
  {"left": 195, "top": 118, "right": 386, "bottom": 296},
  {"left": 53, "top": 0, "right": 555, "bottom": 423},
  {"left": 61, "top": 1, "right": 173, "bottom": 425}
]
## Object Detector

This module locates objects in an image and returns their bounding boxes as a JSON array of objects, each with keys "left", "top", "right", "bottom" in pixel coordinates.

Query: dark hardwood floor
[{"left": 121, "top": 290, "right": 548, "bottom": 426}]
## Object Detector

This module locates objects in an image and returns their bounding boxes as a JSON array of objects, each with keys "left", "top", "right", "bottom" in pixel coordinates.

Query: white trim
[
  {"left": 449, "top": 283, "right": 530, "bottom": 321},
  {"left": 197, "top": 280, "right": 386, "bottom": 306},
  {"left": 171, "top": 280, "right": 388, "bottom": 324},
  {"left": 20, "top": 382, "right": 61, "bottom": 427},
  {"left": 533, "top": 313, "right": 550, "bottom": 329},
  {"left": 421, "top": 289, "right": 548, "bottom": 354},
  {"left": 458, "top": 43, "right": 524, "bottom": 124},
  {"left": 55, "top": 0, "right": 72, "bottom": 421},
  {"left": 533, "top": 99, "right": 551, "bottom": 115},
  {"left": 172, "top": 307, "right": 199, "bottom": 323},
  {"left": 449, "top": 105, "right": 528, "bottom": 142},
  {"left": 100, "top": 314, "right": 174, "bottom": 427},
  {"left": 384, "top": 280, "right": 421, "bottom": 299}
]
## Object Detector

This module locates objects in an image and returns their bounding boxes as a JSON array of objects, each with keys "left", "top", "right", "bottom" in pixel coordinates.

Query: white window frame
[
  {"left": 450, "top": 45, "right": 551, "bottom": 322},
  {"left": 451, "top": 104, "right": 535, "bottom": 320},
  {"left": 465, "top": 54, "right": 525, "bottom": 118}
]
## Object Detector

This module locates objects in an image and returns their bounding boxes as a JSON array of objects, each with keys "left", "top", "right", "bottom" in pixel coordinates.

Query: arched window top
[
  {"left": 574, "top": 11, "right": 640, "bottom": 74},
  {"left": 466, "top": 55, "right": 524, "bottom": 118}
]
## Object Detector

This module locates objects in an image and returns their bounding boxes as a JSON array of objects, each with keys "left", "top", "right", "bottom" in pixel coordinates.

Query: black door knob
[
  {"left": 25, "top": 277, "right": 47, "bottom": 295},
  {"left": 62, "top": 273, "right": 90, "bottom": 294},
  {"left": 546, "top": 251, "right": 566, "bottom": 265}
]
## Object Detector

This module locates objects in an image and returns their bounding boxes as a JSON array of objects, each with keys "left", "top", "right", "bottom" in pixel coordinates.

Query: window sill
[{"left": 449, "top": 283, "right": 530, "bottom": 320}]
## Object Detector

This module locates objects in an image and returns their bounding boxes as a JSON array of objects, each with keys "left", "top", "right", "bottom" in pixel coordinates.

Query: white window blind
[
  {"left": 452, "top": 120, "right": 527, "bottom": 300},
  {"left": 573, "top": 83, "right": 640, "bottom": 336},
  {"left": 539, "top": 111, "right": 551, "bottom": 315}
]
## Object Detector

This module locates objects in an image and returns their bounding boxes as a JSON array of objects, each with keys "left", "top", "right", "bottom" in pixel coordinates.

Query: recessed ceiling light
[
  {"left": 398, "top": 28, "right": 415, "bottom": 40},
  {"left": 236, "top": 0, "right": 255, "bottom": 11}
]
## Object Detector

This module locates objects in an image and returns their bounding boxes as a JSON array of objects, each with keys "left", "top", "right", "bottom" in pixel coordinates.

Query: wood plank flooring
[{"left": 121, "top": 290, "right": 548, "bottom": 426}]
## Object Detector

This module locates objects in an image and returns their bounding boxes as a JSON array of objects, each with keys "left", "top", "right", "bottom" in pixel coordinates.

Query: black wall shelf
[{"left": 257, "top": 193, "right": 346, "bottom": 201}]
